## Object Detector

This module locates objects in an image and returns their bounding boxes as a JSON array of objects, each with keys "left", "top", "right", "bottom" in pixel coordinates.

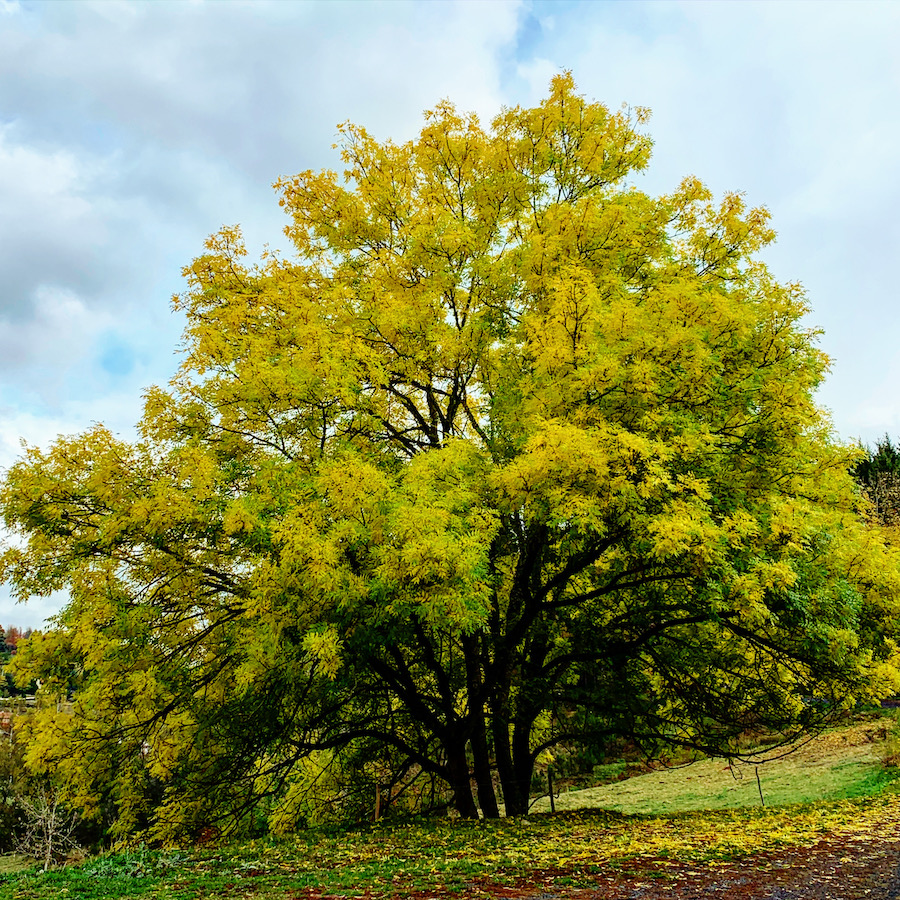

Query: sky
[{"left": 1, "top": 0, "right": 899, "bottom": 628}]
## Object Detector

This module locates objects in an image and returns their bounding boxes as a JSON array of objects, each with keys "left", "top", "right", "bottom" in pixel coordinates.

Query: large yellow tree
[{"left": 3, "top": 75, "right": 899, "bottom": 836}]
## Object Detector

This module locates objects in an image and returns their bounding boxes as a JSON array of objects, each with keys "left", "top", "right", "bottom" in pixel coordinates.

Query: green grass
[
  {"left": 532, "top": 720, "right": 897, "bottom": 815},
  {"left": 2, "top": 719, "right": 900, "bottom": 900}
]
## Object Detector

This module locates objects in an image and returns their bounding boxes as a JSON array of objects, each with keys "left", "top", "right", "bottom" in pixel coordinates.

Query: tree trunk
[
  {"left": 511, "top": 717, "right": 535, "bottom": 814},
  {"left": 493, "top": 712, "right": 528, "bottom": 816},
  {"left": 446, "top": 746, "right": 479, "bottom": 819},
  {"left": 470, "top": 714, "right": 499, "bottom": 818},
  {"left": 463, "top": 633, "right": 500, "bottom": 819}
]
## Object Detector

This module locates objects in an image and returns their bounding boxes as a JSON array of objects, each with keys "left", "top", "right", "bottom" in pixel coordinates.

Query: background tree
[
  {"left": 854, "top": 434, "right": 900, "bottom": 532},
  {"left": 1, "top": 628, "right": 37, "bottom": 699},
  {"left": 2, "top": 75, "right": 899, "bottom": 837}
]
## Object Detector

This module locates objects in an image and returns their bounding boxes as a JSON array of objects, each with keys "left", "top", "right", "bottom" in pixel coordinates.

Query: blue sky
[{"left": 2, "top": 0, "right": 900, "bottom": 627}]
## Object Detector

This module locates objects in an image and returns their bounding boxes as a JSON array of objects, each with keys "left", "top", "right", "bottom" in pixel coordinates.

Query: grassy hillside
[{"left": 532, "top": 720, "right": 895, "bottom": 815}]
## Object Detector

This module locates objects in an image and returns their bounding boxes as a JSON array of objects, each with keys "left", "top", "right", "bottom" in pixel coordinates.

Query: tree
[
  {"left": 2, "top": 75, "right": 899, "bottom": 836},
  {"left": 0, "top": 738, "right": 27, "bottom": 853},
  {"left": 16, "top": 787, "right": 80, "bottom": 871},
  {"left": 854, "top": 434, "right": 900, "bottom": 531}
]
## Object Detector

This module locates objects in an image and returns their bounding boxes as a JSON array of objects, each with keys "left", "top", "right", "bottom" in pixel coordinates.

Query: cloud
[
  {"left": 0, "top": 1, "right": 522, "bottom": 177},
  {"left": 0, "top": 286, "right": 96, "bottom": 375},
  {"left": 2, "top": 0, "right": 900, "bottom": 628},
  {"left": 0, "top": 1, "right": 527, "bottom": 410},
  {"left": 0, "top": 126, "right": 117, "bottom": 319}
]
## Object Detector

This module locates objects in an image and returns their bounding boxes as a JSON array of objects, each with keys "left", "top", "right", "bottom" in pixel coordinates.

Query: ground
[
  {"left": 5, "top": 721, "right": 900, "bottom": 899},
  {"left": 462, "top": 838, "right": 900, "bottom": 899},
  {"left": 291, "top": 835, "right": 900, "bottom": 900}
]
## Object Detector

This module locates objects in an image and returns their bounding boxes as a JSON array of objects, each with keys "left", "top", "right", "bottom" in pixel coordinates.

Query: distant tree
[
  {"left": 2, "top": 628, "right": 34, "bottom": 655},
  {"left": 1, "top": 628, "right": 38, "bottom": 697},
  {"left": 2, "top": 75, "right": 900, "bottom": 838},
  {"left": 853, "top": 434, "right": 900, "bottom": 528}
]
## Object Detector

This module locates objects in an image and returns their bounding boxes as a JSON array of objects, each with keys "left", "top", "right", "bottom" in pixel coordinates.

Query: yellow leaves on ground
[{"left": 266, "top": 791, "right": 900, "bottom": 885}]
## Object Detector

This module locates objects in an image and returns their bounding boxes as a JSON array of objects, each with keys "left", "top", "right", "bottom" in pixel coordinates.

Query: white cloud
[
  {"left": 0, "top": 1, "right": 527, "bottom": 411},
  {"left": 0, "top": 376, "right": 148, "bottom": 474},
  {"left": 0, "top": 127, "right": 110, "bottom": 317},
  {"left": 515, "top": 57, "right": 562, "bottom": 101},
  {"left": 0, "top": 1, "right": 522, "bottom": 176},
  {"left": 0, "top": 286, "right": 94, "bottom": 372}
]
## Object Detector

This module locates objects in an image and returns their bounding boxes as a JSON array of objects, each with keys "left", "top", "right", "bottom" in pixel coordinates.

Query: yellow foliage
[{"left": 1, "top": 72, "right": 898, "bottom": 838}]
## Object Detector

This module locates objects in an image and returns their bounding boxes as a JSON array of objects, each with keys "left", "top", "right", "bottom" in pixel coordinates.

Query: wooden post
[
  {"left": 374, "top": 783, "right": 381, "bottom": 821},
  {"left": 548, "top": 767, "right": 555, "bottom": 814}
]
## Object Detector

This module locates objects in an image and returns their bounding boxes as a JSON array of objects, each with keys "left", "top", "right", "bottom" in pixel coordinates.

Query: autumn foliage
[{"left": 2, "top": 75, "right": 899, "bottom": 840}]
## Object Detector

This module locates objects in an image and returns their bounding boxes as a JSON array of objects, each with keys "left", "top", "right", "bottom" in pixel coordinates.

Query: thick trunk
[
  {"left": 512, "top": 718, "right": 535, "bottom": 813},
  {"left": 463, "top": 633, "right": 500, "bottom": 819},
  {"left": 494, "top": 717, "right": 539, "bottom": 817},
  {"left": 495, "top": 721, "right": 528, "bottom": 815},
  {"left": 470, "top": 713, "right": 499, "bottom": 818},
  {"left": 490, "top": 649, "right": 530, "bottom": 816},
  {"left": 505, "top": 632, "right": 548, "bottom": 815},
  {"left": 447, "top": 746, "right": 479, "bottom": 819}
]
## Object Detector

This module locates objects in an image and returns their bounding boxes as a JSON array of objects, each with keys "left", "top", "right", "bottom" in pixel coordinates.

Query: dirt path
[{"left": 405, "top": 835, "right": 900, "bottom": 900}]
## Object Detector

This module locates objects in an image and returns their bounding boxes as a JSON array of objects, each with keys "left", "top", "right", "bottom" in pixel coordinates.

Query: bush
[{"left": 0, "top": 739, "right": 26, "bottom": 852}]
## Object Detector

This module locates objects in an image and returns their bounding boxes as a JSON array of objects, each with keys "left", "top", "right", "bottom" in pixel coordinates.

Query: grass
[
  {"left": 532, "top": 720, "right": 895, "bottom": 815},
  {"left": 0, "top": 860, "right": 28, "bottom": 877},
  {"left": 2, "top": 718, "right": 900, "bottom": 899},
  {"left": 5, "top": 795, "right": 900, "bottom": 899}
]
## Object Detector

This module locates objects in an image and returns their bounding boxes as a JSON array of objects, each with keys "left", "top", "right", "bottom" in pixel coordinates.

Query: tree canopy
[{"left": 3, "top": 74, "right": 899, "bottom": 838}]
